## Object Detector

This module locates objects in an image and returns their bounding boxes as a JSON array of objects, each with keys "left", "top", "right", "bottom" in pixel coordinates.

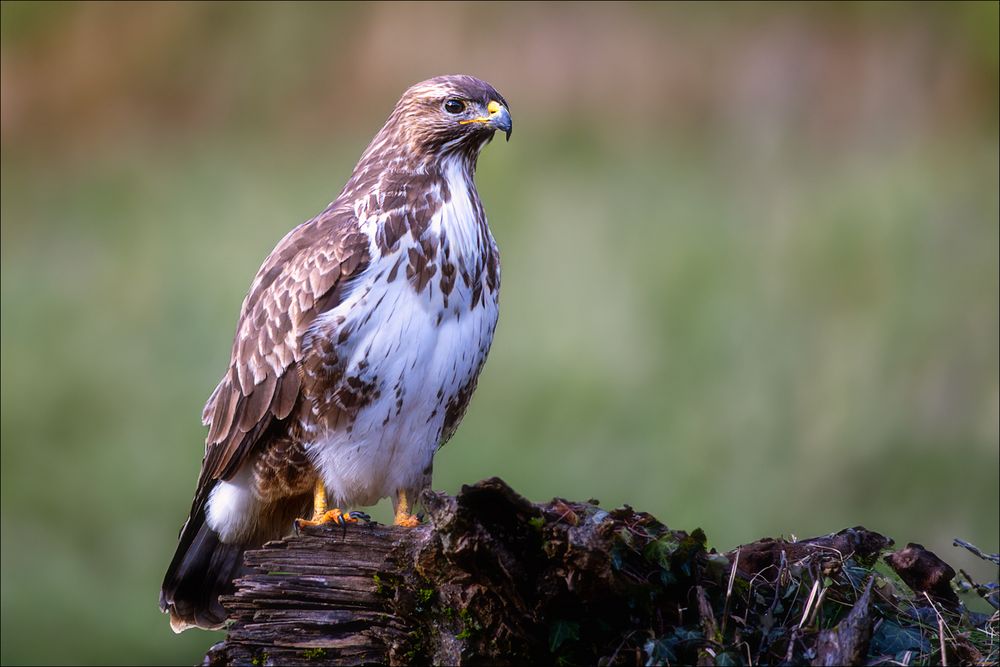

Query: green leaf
[
  {"left": 672, "top": 627, "right": 702, "bottom": 643},
  {"left": 870, "top": 619, "right": 931, "bottom": 657},
  {"left": 715, "top": 651, "right": 739, "bottom": 666},
  {"left": 610, "top": 545, "right": 624, "bottom": 571},
  {"left": 643, "top": 534, "right": 681, "bottom": 568},
  {"left": 643, "top": 638, "right": 676, "bottom": 666},
  {"left": 549, "top": 620, "right": 580, "bottom": 653},
  {"left": 644, "top": 627, "right": 703, "bottom": 666}
]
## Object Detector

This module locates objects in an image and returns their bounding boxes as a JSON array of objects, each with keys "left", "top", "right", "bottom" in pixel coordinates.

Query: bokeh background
[{"left": 1, "top": 2, "right": 997, "bottom": 664}]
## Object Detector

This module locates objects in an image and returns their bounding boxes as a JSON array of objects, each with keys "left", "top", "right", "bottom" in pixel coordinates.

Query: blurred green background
[{"left": 1, "top": 2, "right": 997, "bottom": 664}]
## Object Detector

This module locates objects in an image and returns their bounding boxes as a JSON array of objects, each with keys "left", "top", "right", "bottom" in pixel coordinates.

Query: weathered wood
[
  {"left": 883, "top": 542, "right": 961, "bottom": 608},
  {"left": 727, "top": 526, "right": 894, "bottom": 580},
  {"left": 206, "top": 524, "right": 408, "bottom": 666},
  {"left": 811, "top": 578, "right": 874, "bottom": 666},
  {"left": 206, "top": 477, "right": 711, "bottom": 666},
  {"left": 203, "top": 478, "right": 989, "bottom": 666}
]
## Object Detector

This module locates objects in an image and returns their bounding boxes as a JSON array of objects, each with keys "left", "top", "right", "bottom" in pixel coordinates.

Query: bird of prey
[{"left": 160, "top": 75, "right": 511, "bottom": 632}]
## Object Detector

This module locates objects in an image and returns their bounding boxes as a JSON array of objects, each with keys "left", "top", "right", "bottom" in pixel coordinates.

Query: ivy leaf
[
  {"left": 610, "top": 545, "right": 624, "bottom": 571},
  {"left": 871, "top": 619, "right": 930, "bottom": 658},
  {"left": 549, "top": 620, "right": 580, "bottom": 653},
  {"left": 643, "top": 638, "right": 676, "bottom": 667},
  {"left": 715, "top": 652, "right": 739, "bottom": 666},
  {"left": 673, "top": 627, "right": 702, "bottom": 643},
  {"left": 644, "top": 534, "right": 681, "bottom": 568},
  {"left": 644, "top": 628, "right": 701, "bottom": 666}
]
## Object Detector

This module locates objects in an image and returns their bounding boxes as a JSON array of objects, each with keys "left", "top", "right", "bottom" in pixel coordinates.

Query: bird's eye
[{"left": 444, "top": 99, "right": 465, "bottom": 114}]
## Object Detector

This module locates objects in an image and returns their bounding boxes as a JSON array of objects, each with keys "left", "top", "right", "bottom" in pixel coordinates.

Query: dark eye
[{"left": 444, "top": 99, "right": 465, "bottom": 114}]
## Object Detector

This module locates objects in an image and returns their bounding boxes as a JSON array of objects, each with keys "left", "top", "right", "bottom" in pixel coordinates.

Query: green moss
[
  {"left": 373, "top": 572, "right": 398, "bottom": 597},
  {"left": 301, "top": 648, "right": 327, "bottom": 660},
  {"left": 456, "top": 608, "right": 481, "bottom": 640},
  {"left": 402, "top": 628, "right": 428, "bottom": 663}
]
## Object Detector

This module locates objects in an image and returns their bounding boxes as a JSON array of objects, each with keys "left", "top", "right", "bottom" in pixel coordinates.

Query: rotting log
[{"left": 203, "top": 478, "right": 995, "bottom": 667}]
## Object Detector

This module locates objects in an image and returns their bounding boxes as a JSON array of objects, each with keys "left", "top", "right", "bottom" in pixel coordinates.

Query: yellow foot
[
  {"left": 394, "top": 513, "right": 420, "bottom": 528},
  {"left": 296, "top": 479, "right": 370, "bottom": 532},
  {"left": 393, "top": 488, "right": 422, "bottom": 527},
  {"left": 295, "top": 508, "right": 363, "bottom": 529}
]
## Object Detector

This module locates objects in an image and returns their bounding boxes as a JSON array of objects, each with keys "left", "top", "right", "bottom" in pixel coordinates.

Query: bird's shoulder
[
  {"left": 232, "top": 205, "right": 369, "bottom": 389},
  {"left": 198, "top": 203, "right": 369, "bottom": 482}
]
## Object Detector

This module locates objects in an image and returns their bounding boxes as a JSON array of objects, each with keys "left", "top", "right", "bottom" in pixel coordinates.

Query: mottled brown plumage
[{"left": 161, "top": 75, "right": 511, "bottom": 631}]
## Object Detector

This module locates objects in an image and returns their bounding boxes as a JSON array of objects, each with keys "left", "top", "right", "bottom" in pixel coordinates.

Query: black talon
[{"left": 344, "top": 511, "right": 371, "bottom": 537}]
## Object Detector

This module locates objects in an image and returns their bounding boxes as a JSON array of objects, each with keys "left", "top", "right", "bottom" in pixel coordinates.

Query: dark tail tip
[{"left": 160, "top": 511, "right": 246, "bottom": 632}]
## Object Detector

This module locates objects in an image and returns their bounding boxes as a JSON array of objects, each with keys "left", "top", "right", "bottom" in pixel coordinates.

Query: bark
[{"left": 202, "top": 477, "right": 984, "bottom": 666}]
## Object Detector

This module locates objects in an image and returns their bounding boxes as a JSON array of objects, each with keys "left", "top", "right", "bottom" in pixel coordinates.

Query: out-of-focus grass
[
  {"left": 2, "top": 126, "right": 996, "bottom": 665},
  {"left": 1, "top": 2, "right": 997, "bottom": 665}
]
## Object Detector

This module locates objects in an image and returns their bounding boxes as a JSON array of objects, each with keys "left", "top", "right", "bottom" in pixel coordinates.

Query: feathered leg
[{"left": 393, "top": 488, "right": 421, "bottom": 527}]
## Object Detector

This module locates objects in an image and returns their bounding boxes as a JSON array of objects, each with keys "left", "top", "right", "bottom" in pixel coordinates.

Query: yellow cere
[{"left": 460, "top": 100, "right": 503, "bottom": 125}]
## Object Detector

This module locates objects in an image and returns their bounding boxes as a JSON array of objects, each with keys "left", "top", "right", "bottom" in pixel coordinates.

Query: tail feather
[
  {"left": 160, "top": 508, "right": 247, "bottom": 632},
  {"left": 160, "top": 489, "right": 312, "bottom": 631}
]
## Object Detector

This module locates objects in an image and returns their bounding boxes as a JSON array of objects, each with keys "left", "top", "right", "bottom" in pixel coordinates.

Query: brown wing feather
[
  {"left": 269, "top": 371, "right": 301, "bottom": 420},
  {"left": 193, "top": 205, "right": 369, "bottom": 500}
]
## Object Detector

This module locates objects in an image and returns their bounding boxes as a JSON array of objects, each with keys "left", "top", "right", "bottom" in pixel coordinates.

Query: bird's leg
[
  {"left": 295, "top": 479, "right": 368, "bottom": 530},
  {"left": 312, "top": 477, "right": 327, "bottom": 519},
  {"left": 393, "top": 488, "right": 421, "bottom": 527}
]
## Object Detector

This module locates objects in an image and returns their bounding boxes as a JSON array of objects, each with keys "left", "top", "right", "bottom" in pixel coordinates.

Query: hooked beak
[
  {"left": 460, "top": 100, "right": 513, "bottom": 141},
  {"left": 488, "top": 101, "right": 513, "bottom": 141}
]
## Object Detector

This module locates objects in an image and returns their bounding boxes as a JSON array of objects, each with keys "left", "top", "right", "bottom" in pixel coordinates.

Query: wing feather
[
  {"left": 193, "top": 206, "right": 369, "bottom": 497},
  {"left": 205, "top": 385, "right": 232, "bottom": 443},
  {"left": 239, "top": 370, "right": 276, "bottom": 432},
  {"left": 269, "top": 371, "right": 301, "bottom": 420}
]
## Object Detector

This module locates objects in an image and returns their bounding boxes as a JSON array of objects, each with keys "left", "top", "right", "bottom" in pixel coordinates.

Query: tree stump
[{"left": 202, "top": 477, "right": 995, "bottom": 666}]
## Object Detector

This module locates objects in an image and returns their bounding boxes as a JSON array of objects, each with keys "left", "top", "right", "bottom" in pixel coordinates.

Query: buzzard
[{"left": 160, "top": 75, "right": 511, "bottom": 632}]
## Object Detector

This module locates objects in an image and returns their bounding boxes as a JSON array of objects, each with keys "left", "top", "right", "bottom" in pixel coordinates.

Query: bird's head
[{"left": 383, "top": 75, "right": 512, "bottom": 163}]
